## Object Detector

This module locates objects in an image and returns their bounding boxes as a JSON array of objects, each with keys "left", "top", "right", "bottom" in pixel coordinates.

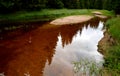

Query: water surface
[
  {"left": 0, "top": 19, "right": 105, "bottom": 76},
  {"left": 44, "top": 21, "right": 104, "bottom": 76}
]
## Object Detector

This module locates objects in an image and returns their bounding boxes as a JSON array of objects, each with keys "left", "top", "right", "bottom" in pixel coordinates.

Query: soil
[
  {"left": 50, "top": 11, "right": 108, "bottom": 26},
  {"left": 50, "top": 15, "right": 94, "bottom": 25},
  {"left": 98, "top": 30, "right": 115, "bottom": 55},
  {"left": 95, "top": 15, "right": 108, "bottom": 19},
  {"left": 92, "top": 11, "right": 103, "bottom": 15}
]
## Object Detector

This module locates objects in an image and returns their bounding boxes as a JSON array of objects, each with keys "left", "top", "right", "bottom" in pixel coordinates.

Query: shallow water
[{"left": 0, "top": 19, "right": 105, "bottom": 76}]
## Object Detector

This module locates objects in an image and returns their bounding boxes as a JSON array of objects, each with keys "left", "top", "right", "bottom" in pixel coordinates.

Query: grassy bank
[
  {"left": 0, "top": 9, "right": 114, "bottom": 34},
  {"left": 104, "top": 17, "right": 120, "bottom": 75},
  {"left": 0, "top": 9, "right": 114, "bottom": 23}
]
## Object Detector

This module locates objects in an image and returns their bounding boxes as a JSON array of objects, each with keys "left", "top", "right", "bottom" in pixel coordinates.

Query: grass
[
  {"left": 0, "top": 9, "right": 114, "bottom": 23},
  {"left": 104, "top": 46, "right": 120, "bottom": 75},
  {"left": 97, "top": 10, "right": 115, "bottom": 17},
  {"left": 103, "top": 17, "right": 120, "bottom": 75},
  {"left": 73, "top": 59, "right": 104, "bottom": 76},
  {"left": 106, "top": 18, "right": 120, "bottom": 41}
]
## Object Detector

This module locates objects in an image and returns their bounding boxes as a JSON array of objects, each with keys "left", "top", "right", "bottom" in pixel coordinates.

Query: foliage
[
  {"left": 47, "top": 0, "right": 64, "bottom": 8},
  {"left": 0, "top": 0, "right": 47, "bottom": 13},
  {"left": 0, "top": 0, "right": 120, "bottom": 14},
  {"left": 104, "top": 17, "right": 120, "bottom": 75},
  {"left": 104, "top": 45, "right": 120, "bottom": 75},
  {"left": 106, "top": 18, "right": 120, "bottom": 41}
]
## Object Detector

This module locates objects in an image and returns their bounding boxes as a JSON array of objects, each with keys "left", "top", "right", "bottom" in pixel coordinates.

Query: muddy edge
[{"left": 98, "top": 30, "right": 115, "bottom": 55}]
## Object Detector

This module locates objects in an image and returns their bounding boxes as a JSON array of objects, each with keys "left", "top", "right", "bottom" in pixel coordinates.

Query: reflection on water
[
  {"left": 43, "top": 22, "right": 104, "bottom": 76},
  {"left": 0, "top": 18, "right": 105, "bottom": 76}
]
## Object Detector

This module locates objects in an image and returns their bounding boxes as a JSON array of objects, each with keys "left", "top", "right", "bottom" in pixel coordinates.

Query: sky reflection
[{"left": 44, "top": 21, "right": 104, "bottom": 76}]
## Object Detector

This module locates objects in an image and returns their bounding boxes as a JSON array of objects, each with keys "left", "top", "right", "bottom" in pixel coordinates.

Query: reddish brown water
[{"left": 0, "top": 19, "right": 105, "bottom": 76}]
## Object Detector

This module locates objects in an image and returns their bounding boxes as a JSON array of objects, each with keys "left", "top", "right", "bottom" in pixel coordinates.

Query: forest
[{"left": 0, "top": 0, "right": 120, "bottom": 14}]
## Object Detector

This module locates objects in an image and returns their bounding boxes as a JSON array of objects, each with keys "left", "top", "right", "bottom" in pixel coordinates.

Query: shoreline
[
  {"left": 50, "top": 15, "right": 94, "bottom": 25},
  {"left": 0, "top": 9, "right": 114, "bottom": 24}
]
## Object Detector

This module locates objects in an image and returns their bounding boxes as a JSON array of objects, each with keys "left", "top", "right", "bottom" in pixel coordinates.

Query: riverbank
[
  {"left": 0, "top": 9, "right": 114, "bottom": 23},
  {"left": 98, "top": 17, "right": 120, "bottom": 75},
  {"left": 0, "top": 9, "right": 114, "bottom": 31},
  {"left": 50, "top": 15, "right": 93, "bottom": 25}
]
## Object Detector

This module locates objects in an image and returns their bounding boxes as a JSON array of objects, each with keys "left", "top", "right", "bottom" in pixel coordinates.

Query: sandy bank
[
  {"left": 50, "top": 15, "right": 93, "bottom": 25},
  {"left": 92, "top": 11, "right": 108, "bottom": 19}
]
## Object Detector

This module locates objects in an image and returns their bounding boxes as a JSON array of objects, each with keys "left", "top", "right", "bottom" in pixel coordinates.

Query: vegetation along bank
[{"left": 98, "top": 17, "right": 120, "bottom": 75}]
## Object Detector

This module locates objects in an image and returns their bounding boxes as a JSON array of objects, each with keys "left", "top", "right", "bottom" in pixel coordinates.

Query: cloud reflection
[{"left": 44, "top": 21, "right": 104, "bottom": 76}]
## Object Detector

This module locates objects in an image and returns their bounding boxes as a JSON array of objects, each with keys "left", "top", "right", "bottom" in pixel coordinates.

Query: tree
[
  {"left": 0, "top": 0, "right": 120, "bottom": 14},
  {"left": 47, "top": 0, "right": 64, "bottom": 8},
  {"left": 0, "top": 0, "right": 15, "bottom": 13},
  {"left": 113, "top": 0, "right": 120, "bottom": 14}
]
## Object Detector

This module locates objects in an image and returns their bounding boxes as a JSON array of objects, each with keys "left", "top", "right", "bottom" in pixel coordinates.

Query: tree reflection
[{"left": 0, "top": 18, "right": 105, "bottom": 76}]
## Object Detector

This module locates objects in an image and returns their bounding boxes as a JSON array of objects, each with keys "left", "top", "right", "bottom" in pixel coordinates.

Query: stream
[{"left": 0, "top": 18, "right": 106, "bottom": 76}]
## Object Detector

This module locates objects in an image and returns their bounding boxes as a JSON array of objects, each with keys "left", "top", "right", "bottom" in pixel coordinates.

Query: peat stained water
[{"left": 0, "top": 19, "right": 105, "bottom": 76}]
